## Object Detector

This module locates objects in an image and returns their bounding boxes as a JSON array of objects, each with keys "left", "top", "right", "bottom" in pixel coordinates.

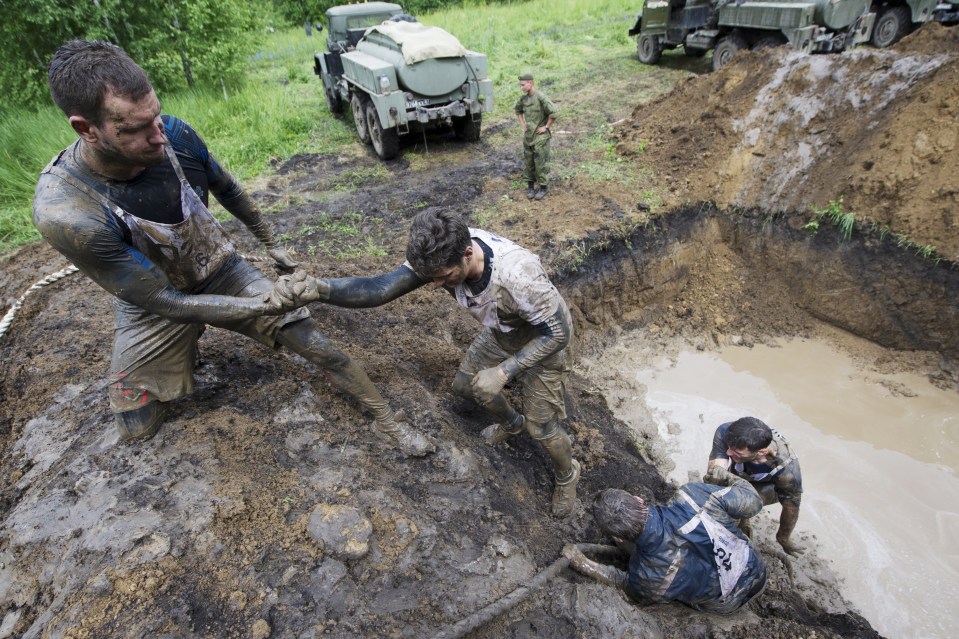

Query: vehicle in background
[{"left": 313, "top": 2, "right": 493, "bottom": 160}]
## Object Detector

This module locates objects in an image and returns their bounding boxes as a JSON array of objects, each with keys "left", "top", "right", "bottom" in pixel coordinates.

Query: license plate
[{"left": 406, "top": 99, "right": 429, "bottom": 108}]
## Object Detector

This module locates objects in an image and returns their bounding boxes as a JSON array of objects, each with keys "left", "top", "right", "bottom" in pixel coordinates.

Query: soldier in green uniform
[{"left": 515, "top": 73, "right": 556, "bottom": 201}]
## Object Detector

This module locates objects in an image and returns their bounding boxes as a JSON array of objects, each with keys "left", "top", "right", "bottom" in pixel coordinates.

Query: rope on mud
[
  {"left": 0, "top": 264, "right": 79, "bottom": 341},
  {"left": 0, "top": 254, "right": 269, "bottom": 343},
  {"left": 431, "top": 543, "right": 620, "bottom": 639}
]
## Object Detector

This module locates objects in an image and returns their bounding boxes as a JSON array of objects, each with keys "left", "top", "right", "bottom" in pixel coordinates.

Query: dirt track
[{"left": 2, "top": 24, "right": 958, "bottom": 639}]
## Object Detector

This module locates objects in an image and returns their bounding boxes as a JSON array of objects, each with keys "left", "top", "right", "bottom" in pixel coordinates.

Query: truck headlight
[{"left": 379, "top": 75, "right": 391, "bottom": 91}]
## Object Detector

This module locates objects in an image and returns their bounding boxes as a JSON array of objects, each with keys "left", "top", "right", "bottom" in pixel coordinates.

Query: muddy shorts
[
  {"left": 458, "top": 327, "right": 571, "bottom": 425},
  {"left": 108, "top": 254, "right": 309, "bottom": 413}
]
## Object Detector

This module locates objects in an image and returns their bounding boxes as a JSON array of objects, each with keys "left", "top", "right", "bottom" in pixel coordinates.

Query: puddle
[{"left": 595, "top": 334, "right": 959, "bottom": 639}]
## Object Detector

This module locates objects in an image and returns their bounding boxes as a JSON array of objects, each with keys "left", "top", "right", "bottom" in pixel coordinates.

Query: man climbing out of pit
[
  {"left": 265, "top": 209, "right": 581, "bottom": 517},
  {"left": 562, "top": 472, "right": 768, "bottom": 614},
  {"left": 704, "top": 416, "right": 804, "bottom": 556},
  {"left": 32, "top": 39, "right": 434, "bottom": 457}
]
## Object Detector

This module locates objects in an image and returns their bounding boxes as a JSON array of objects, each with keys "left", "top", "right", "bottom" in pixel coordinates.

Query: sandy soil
[{"left": 2, "top": 23, "right": 958, "bottom": 639}]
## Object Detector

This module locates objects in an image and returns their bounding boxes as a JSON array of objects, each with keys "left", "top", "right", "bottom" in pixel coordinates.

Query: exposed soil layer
[
  {"left": 2, "top": 24, "right": 957, "bottom": 639},
  {"left": 615, "top": 23, "right": 959, "bottom": 262}
]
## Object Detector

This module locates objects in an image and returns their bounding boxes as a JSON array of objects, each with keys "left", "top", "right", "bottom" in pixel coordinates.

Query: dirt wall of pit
[{"left": 561, "top": 205, "right": 959, "bottom": 379}]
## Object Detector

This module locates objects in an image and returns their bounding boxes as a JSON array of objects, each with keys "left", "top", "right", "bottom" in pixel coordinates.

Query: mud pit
[{"left": 2, "top": 24, "right": 957, "bottom": 639}]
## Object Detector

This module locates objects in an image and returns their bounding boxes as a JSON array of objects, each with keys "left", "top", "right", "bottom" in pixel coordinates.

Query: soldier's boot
[
  {"left": 534, "top": 185, "right": 547, "bottom": 200},
  {"left": 535, "top": 426, "right": 579, "bottom": 517},
  {"left": 375, "top": 410, "right": 436, "bottom": 457},
  {"left": 486, "top": 412, "right": 525, "bottom": 446},
  {"left": 332, "top": 359, "right": 436, "bottom": 457},
  {"left": 552, "top": 459, "right": 581, "bottom": 518},
  {"left": 115, "top": 400, "right": 168, "bottom": 443},
  {"left": 526, "top": 182, "right": 536, "bottom": 200}
]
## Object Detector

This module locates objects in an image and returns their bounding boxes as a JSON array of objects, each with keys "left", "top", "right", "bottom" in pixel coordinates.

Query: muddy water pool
[{"left": 591, "top": 333, "right": 959, "bottom": 639}]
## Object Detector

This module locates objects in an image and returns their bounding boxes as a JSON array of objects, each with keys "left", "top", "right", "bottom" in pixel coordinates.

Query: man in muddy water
[
  {"left": 562, "top": 471, "right": 767, "bottom": 614},
  {"left": 705, "top": 416, "right": 804, "bottom": 556},
  {"left": 515, "top": 73, "right": 556, "bottom": 201},
  {"left": 32, "top": 40, "right": 434, "bottom": 457},
  {"left": 265, "top": 210, "right": 581, "bottom": 517}
]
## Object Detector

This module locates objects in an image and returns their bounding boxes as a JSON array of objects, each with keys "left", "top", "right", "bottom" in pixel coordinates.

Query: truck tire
[
  {"left": 366, "top": 103, "right": 399, "bottom": 160},
  {"left": 871, "top": 6, "right": 911, "bottom": 48},
  {"left": 453, "top": 114, "right": 482, "bottom": 142},
  {"left": 712, "top": 34, "right": 746, "bottom": 71},
  {"left": 637, "top": 35, "right": 662, "bottom": 65},
  {"left": 752, "top": 34, "right": 787, "bottom": 50},
  {"left": 324, "top": 82, "right": 343, "bottom": 114},
  {"left": 351, "top": 94, "right": 371, "bottom": 145}
]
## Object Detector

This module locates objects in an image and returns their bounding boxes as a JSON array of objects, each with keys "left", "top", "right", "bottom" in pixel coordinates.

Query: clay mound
[{"left": 616, "top": 23, "right": 959, "bottom": 261}]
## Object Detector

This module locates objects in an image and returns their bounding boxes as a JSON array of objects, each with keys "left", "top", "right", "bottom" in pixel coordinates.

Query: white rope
[{"left": 0, "top": 265, "right": 79, "bottom": 341}]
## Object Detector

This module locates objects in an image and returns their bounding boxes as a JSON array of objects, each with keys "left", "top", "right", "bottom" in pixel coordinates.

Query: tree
[{"left": 0, "top": 0, "right": 268, "bottom": 110}]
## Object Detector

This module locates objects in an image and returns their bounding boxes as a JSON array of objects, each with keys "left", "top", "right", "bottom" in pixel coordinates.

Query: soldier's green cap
[{"left": 518, "top": 72, "right": 534, "bottom": 81}]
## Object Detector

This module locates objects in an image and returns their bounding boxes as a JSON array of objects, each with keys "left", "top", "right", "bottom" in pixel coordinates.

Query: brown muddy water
[{"left": 591, "top": 332, "right": 959, "bottom": 639}]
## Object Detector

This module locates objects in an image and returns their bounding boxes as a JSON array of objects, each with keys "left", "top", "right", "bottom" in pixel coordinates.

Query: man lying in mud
[
  {"left": 704, "top": 416, "right": 804, "bottom": 556},
  {"left": 267, "top": 209, "right": 581, "bottom": 517},
  {"left": 32, "top": 39, "right": 434, "bottom": 457},
  {"left": 562, "top": 471, "right": 767, "bottom": 614}
]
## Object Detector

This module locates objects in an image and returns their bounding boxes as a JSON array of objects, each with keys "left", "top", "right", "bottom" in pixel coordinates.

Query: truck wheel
[
  {"left": 324, "top": 83, "right": 343, "bottom": 114},
  {"left": 752, "top": 34, "right": 787, "bottom": 50},
  {"left": 712, "top": 34, "right": 746, "bottom": 71},
  {"left": 871, "top": 6, "right": 911, "bottom": 48},
  {"left": 453, "top": 114, "right": 482, "bottom": 142},
  {"left": 637, "top": 35, "right": 662, "bottom": 65},
  {"left": 366, "top": 103, "right": 399, "bottom": 160},
  {"left": 351, "top": 94, "right": 371, "bottom": 145}
]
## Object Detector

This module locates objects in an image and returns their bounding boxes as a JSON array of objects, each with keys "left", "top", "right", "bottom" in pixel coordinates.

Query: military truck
[
  {"left": 629, "top": 0, "right": 876, "bottom": 70},
  {"left": 313, "top": 2, "right": 494, "bottom": 160},
  {"left": 869, "top": 0, "right": 959, "bottom": 48}
]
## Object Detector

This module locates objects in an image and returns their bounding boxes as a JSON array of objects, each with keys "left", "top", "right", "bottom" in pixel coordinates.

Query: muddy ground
[{"left": 2, "top": 23, "right": 958, "bottom": 639}]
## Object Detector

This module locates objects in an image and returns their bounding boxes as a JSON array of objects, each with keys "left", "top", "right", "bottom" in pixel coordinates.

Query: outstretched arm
[
  {"left": 562, "top": 544, "right": 629, "bottom": 590},
  {"left": 267, "top": 265, "right": 428, "bottom": 309}
]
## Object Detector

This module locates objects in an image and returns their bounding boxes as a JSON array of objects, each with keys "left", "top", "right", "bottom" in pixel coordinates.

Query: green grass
[{"left": 811, "top": 196, "right": 856, "bottom": 241}]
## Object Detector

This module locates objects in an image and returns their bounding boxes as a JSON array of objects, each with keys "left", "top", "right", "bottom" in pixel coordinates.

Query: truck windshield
[{"left": 347, "top": 15, "right": 394, "bottom": 29}]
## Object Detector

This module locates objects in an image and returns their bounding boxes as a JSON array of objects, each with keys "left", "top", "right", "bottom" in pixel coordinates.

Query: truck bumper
[{"left": 412, "top": 99, "right": 479, "bottom": 124}]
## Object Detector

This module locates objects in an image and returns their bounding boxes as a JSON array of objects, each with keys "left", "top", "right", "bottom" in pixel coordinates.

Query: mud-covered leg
[
  {"left": 276, "top": 319, "right": 435, "bottom": 456},
  {"left": 452, "top": 370, "right": 525, "bottom": 444},
  {"left": 529, "top": 417, "right": 580, "bottom": 518}
]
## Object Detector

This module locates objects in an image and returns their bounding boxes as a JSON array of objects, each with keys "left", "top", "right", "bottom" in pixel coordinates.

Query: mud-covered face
[
  {"left": 91, "top": 90, "right": 167, "bottom": 168},
  {"left": 425, "top": 258, "right": 469, "bottom": 288},
  {"left": 727, "top": 446, "right": 767, "bottom": 464}
]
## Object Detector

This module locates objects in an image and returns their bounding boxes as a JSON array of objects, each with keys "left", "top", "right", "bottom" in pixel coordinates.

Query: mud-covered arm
[
  {"left": 322, "top": 264, "right": 428, "bottom": 308},
  {"left": 205, "top": 151, "right": 295, "bottom": 270},
  {"left": 498, "top": 307, "right": 571, "bottom": 380},
  {"left": 562, "top": 545, "right": 629, "bottom": 591},
  {"left": 709, "top": 473, "right": 764, "bottom": 521},
  {"left": 33, "top": 195, "right": 291, "bottom": 323},
  {"left": 774, "top": 460, "right": 803, "bottom": 554}
]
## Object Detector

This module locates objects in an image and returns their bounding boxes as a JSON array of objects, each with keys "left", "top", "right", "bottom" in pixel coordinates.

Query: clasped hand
[{"left": 263, "top": 271, "right": 329, "bottom": 312}]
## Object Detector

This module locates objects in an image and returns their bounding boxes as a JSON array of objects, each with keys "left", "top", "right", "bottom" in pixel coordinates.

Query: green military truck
[
  {"left": 629, "top": 0, "right": 958, "bottom": 71},
  {"left": 869, "top": 0, "right": 959, "bottom": 48},
  {"left": 629, "top": 0, "right": 875, "bottom": 71},
  {"left": 313, "top": 2, "right": 494, "bottom": 160}
]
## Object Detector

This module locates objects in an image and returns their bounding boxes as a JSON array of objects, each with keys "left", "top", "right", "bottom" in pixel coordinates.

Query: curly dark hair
[
  {"left": 48, "top": 40, "right": 153, "bottom": 125},
  {"left": 406, "top": 210, "right": 472, "bottom": 275},
  {"left": 725, "top": 417, "right": 773, "bottom": 452},
  {"left": 592, "top": 489, "right": 649, "bottom": 540}
]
